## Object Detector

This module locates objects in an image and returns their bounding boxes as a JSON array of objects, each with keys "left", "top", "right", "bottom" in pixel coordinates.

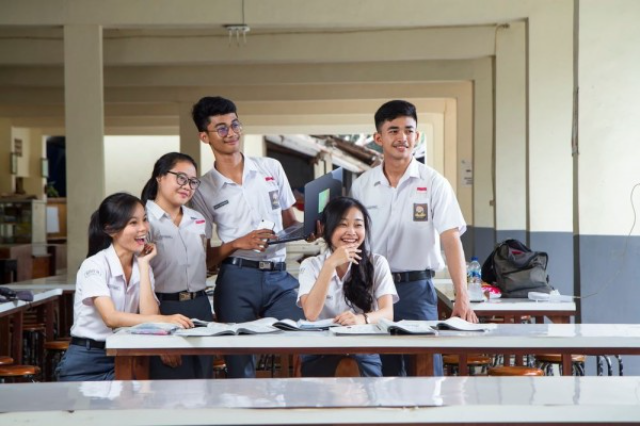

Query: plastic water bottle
[{"left": 467, "top": 257, "right": 483, "bottom": 301}]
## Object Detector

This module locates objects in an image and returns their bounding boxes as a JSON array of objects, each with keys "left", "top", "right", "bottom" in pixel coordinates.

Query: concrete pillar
[
  {"left": 178, "top": 102, "right": 201, "bottom": 170},
  {"left": 64, "top": 25, "right": 105, "bottom": 272},
  {"left": 23, "top": 128, "right": 46, "bottom": 199},
  {"left": 528, "top": 5, "right": 574, "bottom": 294},
  {"left": 471, "top": 57, "right": 495, "bottom": 259},
  {"left": 443, "top": 99, "right": 457, "bottom": 190},
  {"left": 0, "top": 118, "right": 14, "bottom": 194},
  {"left": 495, "top": 21, "right": 527, "bottom": 244}
]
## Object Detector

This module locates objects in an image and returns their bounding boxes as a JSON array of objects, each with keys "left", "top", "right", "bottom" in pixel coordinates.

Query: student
[
  {"left": 190, "top": 96, "right": 305, "bottom": 378},
  {"left": 350, "top": 100, "right": 477, "bottom": 377},
  {"left": 56, "top": 193, "right": 193, "bottom": 382},
  {"left": 141, "top": 152, "right": 213, "bottom": 380},
  {"left": 297, "top": 196, "right": 398, "bottom": 377}
]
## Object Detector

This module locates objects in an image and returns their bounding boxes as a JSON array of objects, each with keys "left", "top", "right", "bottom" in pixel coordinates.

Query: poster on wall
[
  {"left": 14, "top": 138, "right": 23, "bottom": 157},
  {"left": 460, "top": 159, "right": 473, "bottom": 187}
]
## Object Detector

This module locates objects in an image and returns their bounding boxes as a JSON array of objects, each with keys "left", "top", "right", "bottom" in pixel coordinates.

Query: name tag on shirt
[{"left": 213, "top": 200, "right": 229, "bottom": 210}]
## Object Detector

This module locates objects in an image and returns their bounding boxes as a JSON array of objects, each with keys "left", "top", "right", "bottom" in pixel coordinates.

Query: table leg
[
  {"left": 561, "top": 354, "right": 572, "bottom": 376},
  {"left": 458, "top": 354, "right": 469, "bottom": 376},
  {"left": 413, "top": 354, "right": 434, "bottom": 376},
  {"left": 0, "top": 317, "right": 10, "bottom": 356},
  {"left": 133, "top": 357, "right": 149, "bottom": 380},
  {"left": 115, "top": 356, "right": 135, "bottom": 380},
  {"left": 44, "top": 301, "right": 55, "bottom": 341},
  {"left": 11, "top": 311, "right": 24, "bottom": 364}
]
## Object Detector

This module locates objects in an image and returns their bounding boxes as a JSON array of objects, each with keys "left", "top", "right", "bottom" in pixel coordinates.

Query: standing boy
[{"left": 351, "top": 100, "right": 477, "bottom": 376}]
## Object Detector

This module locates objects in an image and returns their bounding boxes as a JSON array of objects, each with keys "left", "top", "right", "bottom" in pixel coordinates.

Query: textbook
[
  {"left": 331, "top": 317, "right": 496, "bottom": 336},
  {"left": 121, "top": 323, "right": 182, "bottom": 336},
  {"left": 175, "top": 318, "right": 280, "bottom": 336},
  {"left": 179, "top": 317, "right": 338, "bottom": 336},
  {"left": 270, "top": 318, "right": 339, "bottom": 331}
]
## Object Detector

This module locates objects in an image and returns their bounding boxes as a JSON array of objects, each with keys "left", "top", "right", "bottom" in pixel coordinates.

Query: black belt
[
  {"left": 223, "top": 257, "right": 286, "bottom": 271},
  {"left": 71, "top": 337, "right": 106, "bottom": 349},
  {"left": 156, "top": 290, "right": 207, "bottom": 302},
  {"left": 392, "top": 270, "right": 435, "bottom": 283}
]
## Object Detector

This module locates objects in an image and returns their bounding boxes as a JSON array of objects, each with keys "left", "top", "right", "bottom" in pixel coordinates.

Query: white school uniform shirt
[
  {"left": 146, "top": 200, "right": 207, "bottom": 293},
  {"left": 70, "top": 244, "right": 157, "bottom": 342},
  {"left": 297, "top": 250, "right": 399, "bottom": 320},
  {"left": 350, "top": 158, "right": 466, "bottom": 273},
  {"left": 191, "top": 155, "right": 296, "bottom": 263}
]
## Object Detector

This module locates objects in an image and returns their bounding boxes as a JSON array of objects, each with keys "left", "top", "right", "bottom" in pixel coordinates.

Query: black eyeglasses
[
  {"left": 166, "top": 171, "right": 201, "bottom": 189},
  {"left": 207, "top": 120, "right": 243, "bottom": 138}
]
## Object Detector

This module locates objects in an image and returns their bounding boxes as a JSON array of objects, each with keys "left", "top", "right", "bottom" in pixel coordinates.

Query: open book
[
  {"left": 120, "top": 323, "right": 182, "bottom": 336},
  {"left": 427, "top": 317, "right": 497, "bottom": 332},
  {"left": 180, "top": 317, "right": 338, "bottom": 336},
  {"left": 270, "top": 318, "right": 338, "bottom": 331},
  {"left": 175, "top": 318, "right": 280, "bottom": 336},
  {"left": 331, "top": 317, "right": 496, "bottom": 336}
]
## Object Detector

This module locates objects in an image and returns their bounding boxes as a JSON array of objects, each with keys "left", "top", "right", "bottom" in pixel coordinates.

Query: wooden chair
[
  {"left": 0, "top": 365, "right": 41, "bottom": 383},
  {"left": 488, "top": 366, "right": 544, "bottom": 376},
  {"left": 212, "top": 356, "right": 227, "bottom": 379},
  {"left": 535, "top": 354, "right": 585, "bottom": 376},
  {"left": 334, "top": 357, "right": 360, "bottom": 377},
  {"left": 443, "top": 354, "right": 492, "bottom": 376},
  {"left": 44, "top": 340, "right": 69, "bottom": 381}
]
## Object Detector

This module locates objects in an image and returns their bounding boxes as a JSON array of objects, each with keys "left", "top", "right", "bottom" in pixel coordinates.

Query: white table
[
  {"left": 7, "top": 276, "right": 77, "bottom": 338},
  {"left": 0, "top": 288, "right": 63, "bottom": 363},
  {"left": 107, "top": 323, "right": 640, "bottom": 379},
  {"left": 1, "top": 376, "right": 639, "bottom": 425},
  {"left": 434, "top": 279, "right": 577, "bottom": 324}
]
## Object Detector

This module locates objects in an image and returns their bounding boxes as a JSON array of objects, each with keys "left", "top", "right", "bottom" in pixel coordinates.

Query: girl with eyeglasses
[
  {"left": 56, "top": 193, "right": 193, "bottom": 382},
  {"left": 141, "top": 152, "right": 214, "bottom": 380},
  {"left": 297, "top": 196, "right": 398, "bottom": 377}
]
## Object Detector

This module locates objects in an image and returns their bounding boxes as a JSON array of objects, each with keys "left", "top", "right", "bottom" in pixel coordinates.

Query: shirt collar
[
  {"left": 375, "top": 158, "right": 420, "bottom": 187},
  {"left": 210, "top": 154, "right": 257, "bottom": 189},
  {"left": 145, "top": 200, "right": 168, "bottom": 221},
  {"left": 105, "top": 244, "right": 125, "bottom": 279},
  {"left": 105, "top": 244, "right": 141, "bottom": 286}
]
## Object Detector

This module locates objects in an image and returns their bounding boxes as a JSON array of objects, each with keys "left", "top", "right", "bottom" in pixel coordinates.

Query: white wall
[
  {"left": 104, "top": 135, "right": 179, "bottom": 197},
  {"left": 579, "top": 0, "right": 640, "bottom": 236}
]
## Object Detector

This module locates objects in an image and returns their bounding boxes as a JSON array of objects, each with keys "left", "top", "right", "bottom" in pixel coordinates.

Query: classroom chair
[
  {"left": 442, "top": 354, "right": 492, "bottom": 376},
  {"left": 487, "top": 366, "right": 544, "bottom": 376},
  {"left": 535, "top": 354, "right": 585, "bottom": 376}
]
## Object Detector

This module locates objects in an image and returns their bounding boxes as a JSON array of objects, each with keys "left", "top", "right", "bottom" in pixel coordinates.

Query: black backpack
[{"left": 481, "top": 239, "right": 553, "bottom": 298}]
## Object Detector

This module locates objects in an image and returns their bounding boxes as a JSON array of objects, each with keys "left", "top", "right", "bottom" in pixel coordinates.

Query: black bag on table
[{"left": 481, "top": 239, "right": 553, "bottom": 298}]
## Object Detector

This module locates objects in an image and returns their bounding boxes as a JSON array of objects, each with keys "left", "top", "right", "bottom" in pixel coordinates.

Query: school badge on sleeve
[{"left": 413, "top": 203, "right": 428, "bottom": 221}]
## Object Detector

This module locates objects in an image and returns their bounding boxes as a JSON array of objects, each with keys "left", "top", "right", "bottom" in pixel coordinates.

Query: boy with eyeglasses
[{"left": 190, "top": 96, "right": 304, "bottom": 378}]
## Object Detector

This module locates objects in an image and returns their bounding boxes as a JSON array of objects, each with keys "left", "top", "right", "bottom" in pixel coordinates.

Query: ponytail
[
  {"left": 140, "top": 178, "right": 158, "bottom": 205},
  {"left": 87, "top": 210, "right": 112, "bottom": 258}
]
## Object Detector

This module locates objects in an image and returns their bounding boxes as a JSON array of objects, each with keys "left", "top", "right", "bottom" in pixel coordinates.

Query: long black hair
[
  {"left": 321, "top": 196, "right": 375, "bottom": 313},
  {"left": 141, "top": 152, "right": 198, "bottom": 204},
  {"left": 87, "top": 193, "right": 144, "bottom": 258}
]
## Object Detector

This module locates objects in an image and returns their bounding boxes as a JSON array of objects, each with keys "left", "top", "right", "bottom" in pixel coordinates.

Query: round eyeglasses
[
  {"left": 166, "top": 171, "right": 200, "bottom": 189},
  {"left": 207, "top": 120, "right": 243, "bottom": 138}
]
